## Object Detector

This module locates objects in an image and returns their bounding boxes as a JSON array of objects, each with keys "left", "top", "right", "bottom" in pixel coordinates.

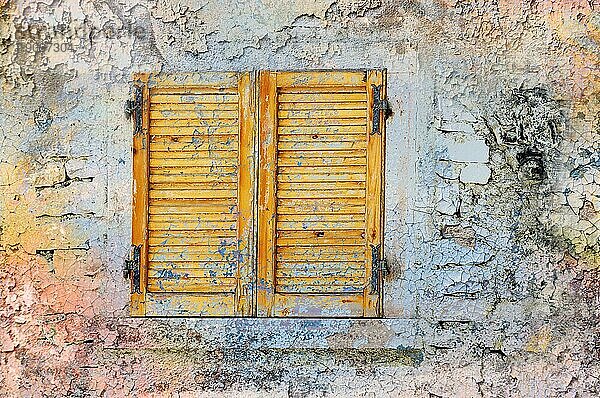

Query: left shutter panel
[{"left": 131, "top": 72, "right": 256, "bottom": 316}]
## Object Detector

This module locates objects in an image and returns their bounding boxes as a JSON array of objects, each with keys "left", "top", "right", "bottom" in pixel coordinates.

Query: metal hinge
[
  {"left": 123, "top": 244, "right": 141, "bottom": 294},
  {"left": 125, "top": 85, "right": 143, "bottom": 135},
  {"left": 371, "top": 84, "right": 391, "bottom": 135},
  {"left": 370, "top": 243, "right": 388, "bottom": 294}
]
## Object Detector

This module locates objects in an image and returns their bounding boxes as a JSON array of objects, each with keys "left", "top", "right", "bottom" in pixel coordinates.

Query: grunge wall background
[{"left": 0, "top": 0, "right": 599, "bottom": 396}]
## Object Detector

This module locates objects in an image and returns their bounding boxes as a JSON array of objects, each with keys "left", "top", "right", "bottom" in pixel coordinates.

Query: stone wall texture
[{"left": 1, "top": 0, "right": 599, "bottom": 396}]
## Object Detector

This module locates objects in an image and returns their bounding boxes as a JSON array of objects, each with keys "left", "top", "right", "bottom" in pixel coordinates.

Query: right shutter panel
[{"left": 258, "top": 71, "right": 385, "bottom": 317}]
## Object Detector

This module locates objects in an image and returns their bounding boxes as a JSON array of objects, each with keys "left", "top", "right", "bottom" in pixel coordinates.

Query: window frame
[{"left": 127, "top": 70, "right": 387, "bottom": 318}]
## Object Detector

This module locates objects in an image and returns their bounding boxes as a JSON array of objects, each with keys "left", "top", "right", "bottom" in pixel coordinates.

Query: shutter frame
[
  {"left": 131, "top": 72, "right": 256, "bottom": 316},
  {"left": 257, "top": 69, "right": 386, "bottom": 317}
]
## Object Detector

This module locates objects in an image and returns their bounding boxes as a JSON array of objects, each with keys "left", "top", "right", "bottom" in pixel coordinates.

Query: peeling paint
[{"left": 0, "top": 0, "right": 599, "bottom": 396}]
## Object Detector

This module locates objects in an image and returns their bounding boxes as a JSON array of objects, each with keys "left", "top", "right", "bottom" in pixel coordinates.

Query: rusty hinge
[
  {"left": 123, "top": 244, "right": 141, "bottom": 294},
  {"left": 125, "top": 85, "right": 143, "bottom": 135},
  {"left": 370, "top": 243, "right": 388, "bottom": 294},
  {"left": 371, "top": 84, "right": 391, "bottom": 135}
]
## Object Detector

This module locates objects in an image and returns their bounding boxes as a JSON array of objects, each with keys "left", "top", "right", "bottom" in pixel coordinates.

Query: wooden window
[{"left": 128, "top": 70, "right": 387, "bottom": 317}]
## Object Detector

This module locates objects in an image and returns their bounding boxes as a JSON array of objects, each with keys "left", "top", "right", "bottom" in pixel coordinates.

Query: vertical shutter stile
[
  {"left": 365, "top": 70, "right": 386, "bottom": 317},
  {"left": 257, "top": 71, "right": 278, "bottom": 316},
  {"left": 130, "top": 73, "right": 150, "bottom": 316},
  {"left": 237, "top": 72, "right": 258, "bottom": 316}
]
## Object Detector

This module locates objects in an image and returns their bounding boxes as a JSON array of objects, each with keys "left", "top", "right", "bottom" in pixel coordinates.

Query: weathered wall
[{"left": 1, "top": 0, "right": 599, "bottom": 396}]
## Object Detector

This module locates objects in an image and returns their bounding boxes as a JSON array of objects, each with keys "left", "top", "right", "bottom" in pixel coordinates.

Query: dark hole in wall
[
  {"left": 516, "top": 147, "right": 546, "bottom": 181},
  {"left": 34, "top": 106, "right": 53, "bottom": 132},
  {"left": 36, "top": 249, "right": 54, "bottom": 264}
]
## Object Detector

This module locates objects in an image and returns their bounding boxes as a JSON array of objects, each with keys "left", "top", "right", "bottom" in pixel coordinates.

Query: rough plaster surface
[{"left": 0, "top": 0, "right": 599, "bottom": 396}]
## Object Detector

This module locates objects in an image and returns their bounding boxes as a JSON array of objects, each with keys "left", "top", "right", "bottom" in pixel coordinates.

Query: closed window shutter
[
  {"left": 257, "top": 71, "right": 386, "bottom": 317},
  {"left": 131, "top": 72, "right": 256, "bottom": 316}
]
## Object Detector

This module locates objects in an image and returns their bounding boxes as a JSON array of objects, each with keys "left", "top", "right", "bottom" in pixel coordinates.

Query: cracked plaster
[{"left": 0, "top": 0, "right": 599, "bottom": 397}]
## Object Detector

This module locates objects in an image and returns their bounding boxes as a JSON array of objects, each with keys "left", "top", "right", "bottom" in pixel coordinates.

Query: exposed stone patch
[{"left": 460, "top": 163, "right": 491, "bottom": 184}]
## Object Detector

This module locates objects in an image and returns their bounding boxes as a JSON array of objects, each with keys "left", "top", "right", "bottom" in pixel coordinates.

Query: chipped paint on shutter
[
  {"left": 257, "top": 70, "right": 386, "bottom": 318},
  {"left": 132, "top": 72, "right": 256, "bottom": 316}
]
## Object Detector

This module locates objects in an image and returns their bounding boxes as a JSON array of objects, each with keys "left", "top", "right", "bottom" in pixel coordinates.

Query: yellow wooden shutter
[
  {"left": 130, "top": 72, "right": 256, "bottom": 316},
  {"left": 257, "top": 70, "right": 386, "bottom": 317}
]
